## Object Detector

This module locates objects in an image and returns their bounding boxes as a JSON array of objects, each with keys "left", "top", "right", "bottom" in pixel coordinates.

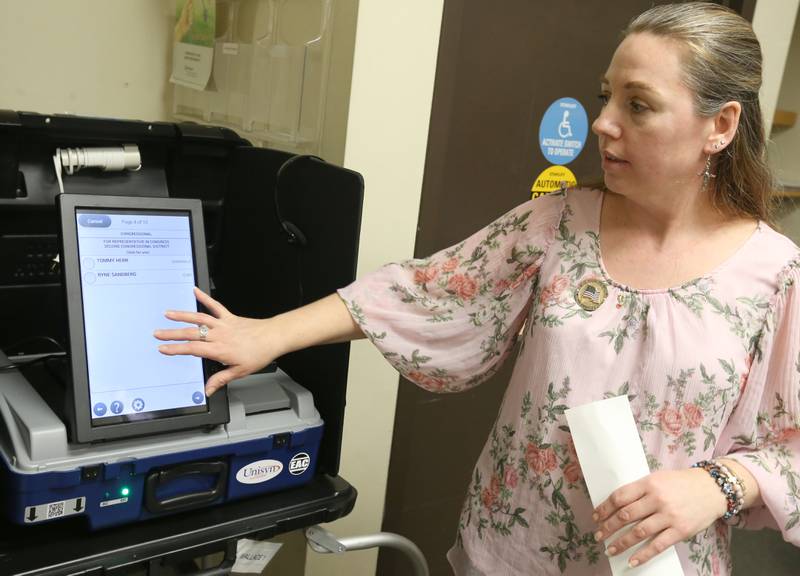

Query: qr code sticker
[{"left": 47, "top": 501, "right": 65, "bottom": 518}]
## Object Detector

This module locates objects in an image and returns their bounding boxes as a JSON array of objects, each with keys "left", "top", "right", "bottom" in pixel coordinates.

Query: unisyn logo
[{"left": 236, "top": 459, "right": 283, "bottom": 484}]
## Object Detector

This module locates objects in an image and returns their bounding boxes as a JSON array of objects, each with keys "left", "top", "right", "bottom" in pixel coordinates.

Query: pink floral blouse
[{"left": 337, "top": 188, "right": 800, "bottom": 575}]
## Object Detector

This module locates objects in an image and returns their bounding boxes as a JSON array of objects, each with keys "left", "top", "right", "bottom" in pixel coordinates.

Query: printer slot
[{"left": 229, "top": 373, "right": 292, "bottom": 415}]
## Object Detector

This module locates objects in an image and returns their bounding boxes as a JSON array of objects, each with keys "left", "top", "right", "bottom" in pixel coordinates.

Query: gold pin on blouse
[{"left": 574, "top": 279, "right": 608, "bottom": 311}]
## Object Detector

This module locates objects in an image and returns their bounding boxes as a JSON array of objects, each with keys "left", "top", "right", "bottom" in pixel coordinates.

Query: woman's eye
[
  {"left": 597, "top": 93, "right": 610, "bottom": 105},
  {"left": 630, "top": 100, "right": 648, "bottom": 113}
]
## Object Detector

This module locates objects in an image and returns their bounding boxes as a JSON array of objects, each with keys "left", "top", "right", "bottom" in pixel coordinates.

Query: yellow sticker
[{"left": 531, "top": 165, "right": 577, "bottom": 199}]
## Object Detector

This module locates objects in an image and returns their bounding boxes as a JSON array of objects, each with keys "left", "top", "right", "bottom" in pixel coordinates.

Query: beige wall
[
  {"left": 756, "top": 0, "right": 800, "bottom": 249},
  {"left": 769, "top": 17, "right": 800, "bottom": 187},
  {"left": 0, "top": 0, "right": 354, "bottom": 165},
  {"left": 0, "top": 0, "right": 172, "bottom": 121},
  {"left": 319, "top": 0, "right": 359, "bottom": 165},
  {"left": 303, "top": 0, "right": 444, "bottom": 574},
  {"left": 753, "top": 0, "right": 800, "bottom": 140}
]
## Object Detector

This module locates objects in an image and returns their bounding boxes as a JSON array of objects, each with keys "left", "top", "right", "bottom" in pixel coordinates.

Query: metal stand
[{"left": 305, "top": 525, "right": 430, "bottom": 576}]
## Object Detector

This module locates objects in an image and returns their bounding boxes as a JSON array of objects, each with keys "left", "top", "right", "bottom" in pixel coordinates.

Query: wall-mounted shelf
[
  {"left": 773, "top": 109, "right": 797, "bottom": 131},
  {"left": 775, "top": 186, "right": 800, "bottom": 198}
]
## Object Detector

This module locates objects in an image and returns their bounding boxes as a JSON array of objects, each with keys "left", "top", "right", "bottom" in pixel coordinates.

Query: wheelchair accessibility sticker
[{"left": 539, "top": 97, "right": 588, "bottom": 165}]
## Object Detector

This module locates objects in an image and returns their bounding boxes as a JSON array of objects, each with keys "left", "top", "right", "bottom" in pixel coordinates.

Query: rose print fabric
[{"left": 337, "top": 188, "right": 800, "bottom": 575}]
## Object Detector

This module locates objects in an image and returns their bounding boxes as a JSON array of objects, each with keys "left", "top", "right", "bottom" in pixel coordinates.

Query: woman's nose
[{"left": 591, "top": 109, "right": 621, "bottom": 140}]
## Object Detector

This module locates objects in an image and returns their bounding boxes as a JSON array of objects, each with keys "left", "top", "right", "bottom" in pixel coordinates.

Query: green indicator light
[{"left": 120, "top": 487, "right": 130, "bottom": 497}]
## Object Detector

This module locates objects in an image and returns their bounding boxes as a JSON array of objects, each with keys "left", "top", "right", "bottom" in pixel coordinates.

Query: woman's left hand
[{"left": 593, "top": 468, "right": 726, "bottom": 567}]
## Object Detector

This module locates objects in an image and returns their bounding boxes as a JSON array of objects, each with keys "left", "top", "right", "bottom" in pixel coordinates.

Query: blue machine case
[{"left": 0, "top": 363, "right": 323, "bottom": 530}]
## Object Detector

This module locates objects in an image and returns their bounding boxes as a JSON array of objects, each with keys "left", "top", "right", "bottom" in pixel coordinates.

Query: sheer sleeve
[
  {"left": 337, "top": 192, "right": 565, "bottom": 393},
  {"left": 719, "top": 262, "right": 800, "bottom": 543}
]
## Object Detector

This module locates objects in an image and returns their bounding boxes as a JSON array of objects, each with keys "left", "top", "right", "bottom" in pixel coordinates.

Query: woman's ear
[{"left": 705, "top": 101, "right": 741, "bottom": 155}]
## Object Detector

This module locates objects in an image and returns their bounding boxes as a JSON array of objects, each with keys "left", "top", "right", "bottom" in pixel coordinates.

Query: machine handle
[{"left": 145, "top": 460, "right": 228, "bottom": 513}]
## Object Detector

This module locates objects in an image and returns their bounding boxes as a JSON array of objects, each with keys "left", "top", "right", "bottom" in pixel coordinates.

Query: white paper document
[
  {"left": 565, "top": 395, "right": 684, "bottom": 576},
  {"left": 231, "top": 538, "right": 282, "bottom": 574},
  {"left": 170, "top": 0, "right": 215, "bottom": 90}
]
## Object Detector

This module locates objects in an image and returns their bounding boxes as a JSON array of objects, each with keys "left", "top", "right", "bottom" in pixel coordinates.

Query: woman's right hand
[{"left": 154, "top": 287, "right": 282, "bottom": 395}]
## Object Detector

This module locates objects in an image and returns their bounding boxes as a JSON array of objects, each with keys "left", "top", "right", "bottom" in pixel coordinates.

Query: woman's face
[{"left": 592, "top": 32, "right": 714, "bottom": 200}]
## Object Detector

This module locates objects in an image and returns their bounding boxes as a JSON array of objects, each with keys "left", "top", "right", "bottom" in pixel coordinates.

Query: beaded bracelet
[{"left": 692, "top": 459, "right": 746, "bottom": 522}]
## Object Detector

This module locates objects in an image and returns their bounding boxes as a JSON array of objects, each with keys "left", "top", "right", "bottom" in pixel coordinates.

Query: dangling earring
[{"left": 699, "top": 155, "right": 716, "bottom": 191}]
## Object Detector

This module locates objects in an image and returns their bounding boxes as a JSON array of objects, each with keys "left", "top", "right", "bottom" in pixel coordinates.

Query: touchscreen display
[{"left": 75, "top": 208, "right": 207, "bottom": 424}]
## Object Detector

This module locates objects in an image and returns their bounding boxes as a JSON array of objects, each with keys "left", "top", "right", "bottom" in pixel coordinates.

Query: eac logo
[{"left": 289, "top": 452, "right": 311, "bottom": 475}]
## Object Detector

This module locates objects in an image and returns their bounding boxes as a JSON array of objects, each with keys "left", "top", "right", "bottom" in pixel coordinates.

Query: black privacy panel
[{"left": 217, "top": 147, "right": 363, "bottom": 475}]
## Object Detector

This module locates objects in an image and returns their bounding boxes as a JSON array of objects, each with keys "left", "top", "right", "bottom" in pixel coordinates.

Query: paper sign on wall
[{"left": 170, "top": 0, "right": 216, "bottom": 91}]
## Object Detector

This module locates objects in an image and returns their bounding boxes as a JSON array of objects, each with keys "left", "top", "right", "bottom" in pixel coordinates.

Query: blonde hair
[{"left": 624, "top": 2, "right": 773, "bottom": 222}]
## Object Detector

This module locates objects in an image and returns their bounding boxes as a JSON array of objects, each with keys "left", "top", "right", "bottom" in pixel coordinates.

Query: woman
[{"left": 155, "top": 3, "right": 800, "bottom": 574}]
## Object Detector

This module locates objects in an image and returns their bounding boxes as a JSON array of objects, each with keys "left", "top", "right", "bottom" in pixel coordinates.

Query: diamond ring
[{"left": 198, "top": 324, "right": 209, "bottom": 341}]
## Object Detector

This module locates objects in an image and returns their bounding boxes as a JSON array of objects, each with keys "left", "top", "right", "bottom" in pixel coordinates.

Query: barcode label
[
  {"left": 47, "top": 501, "right": 65, "bottom": 518},
  {"left": 24, "top": 496, "right": 85, "bottom": 523}
]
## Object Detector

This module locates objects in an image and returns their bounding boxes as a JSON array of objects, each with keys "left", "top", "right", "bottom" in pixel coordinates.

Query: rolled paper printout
[{"left": 566, "top": 395, "right": 684, "bottom": 575}]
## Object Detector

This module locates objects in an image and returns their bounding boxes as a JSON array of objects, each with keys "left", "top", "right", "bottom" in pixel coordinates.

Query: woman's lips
[{"left": 601, "top": 151, "right": 629, "bottom": 170}]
